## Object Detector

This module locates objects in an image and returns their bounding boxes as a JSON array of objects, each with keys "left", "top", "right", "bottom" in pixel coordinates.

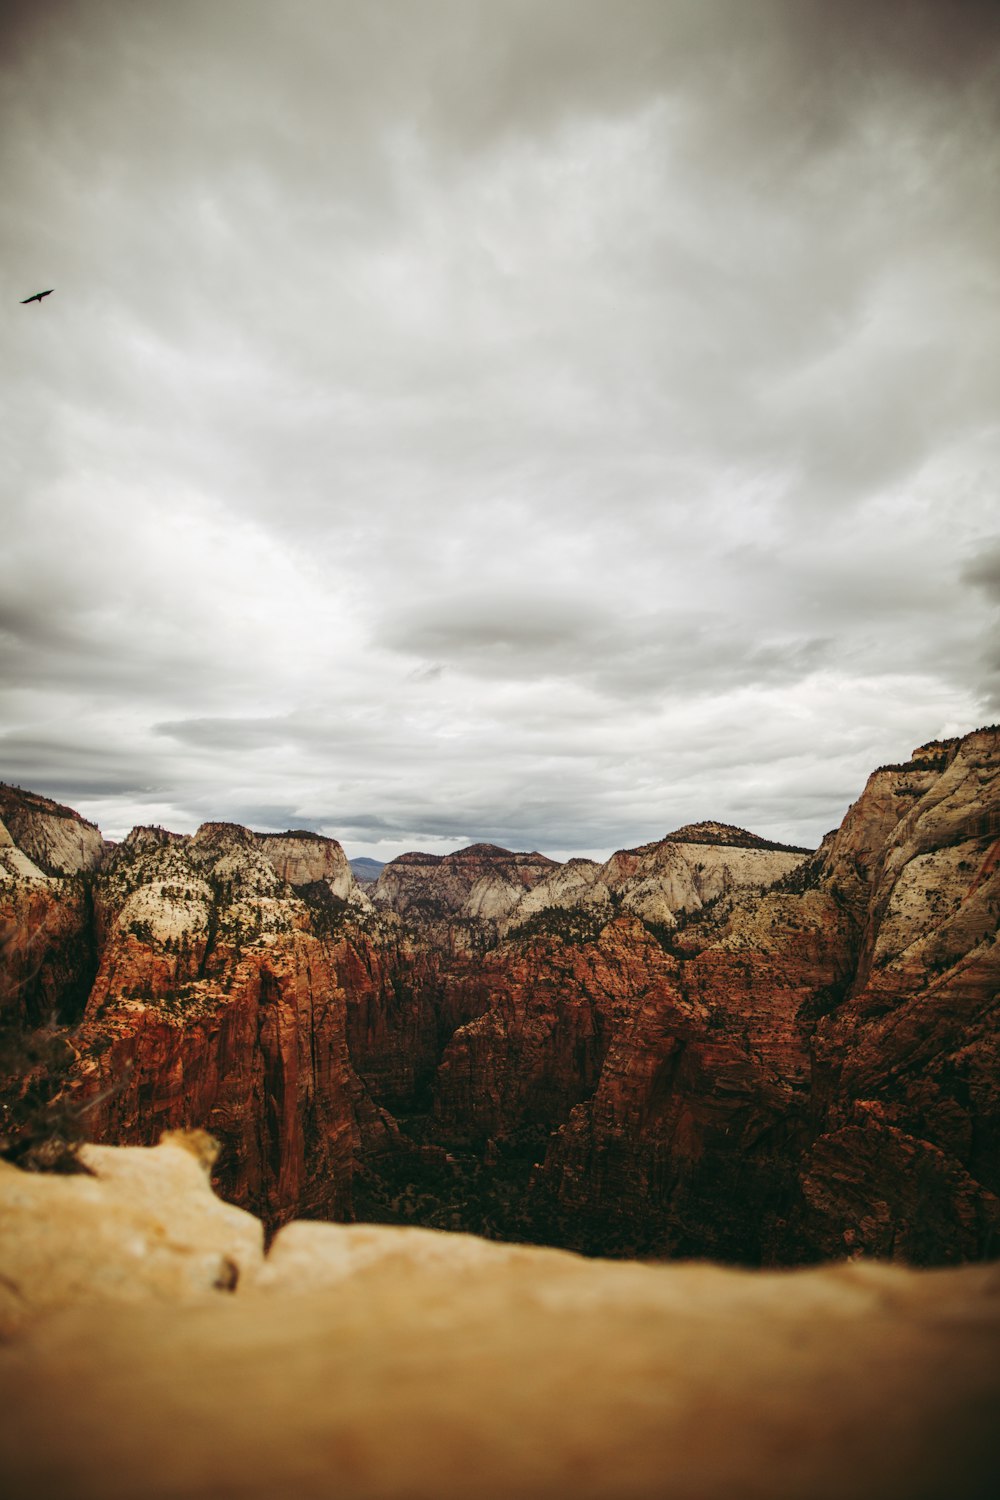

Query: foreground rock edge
[{"left": 1, "top": 1135, "right": 999, "bottom": 1500}]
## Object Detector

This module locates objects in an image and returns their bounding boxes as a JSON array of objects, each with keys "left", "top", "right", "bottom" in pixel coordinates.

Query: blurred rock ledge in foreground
[{"left": 0, "top": 1135, "right": 998, "bottom": 1500}]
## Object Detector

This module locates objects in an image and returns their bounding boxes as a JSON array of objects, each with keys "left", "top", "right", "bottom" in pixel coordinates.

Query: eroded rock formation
[
  {"left": 0, "top": 784, "right": 104, "bottom": 879},
  {"left": 72, "top": 820, "right": 398, "bottom": 1226}
]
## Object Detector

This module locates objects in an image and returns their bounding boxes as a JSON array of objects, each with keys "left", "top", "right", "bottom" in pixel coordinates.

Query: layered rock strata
[
  {"left": 0, "top": 784, "right": 104, "bottom": 878},
  {"left": 372, "top": 841, "right": 561, "bottom": 951},
  {"left": 802, "top": 729, "right": 1000, "bottom": 1260}
]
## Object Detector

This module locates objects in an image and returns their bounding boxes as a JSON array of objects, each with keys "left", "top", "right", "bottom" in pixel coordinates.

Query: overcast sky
[{"left": 2, "top": 1, "right": 999, "bottom": 860}]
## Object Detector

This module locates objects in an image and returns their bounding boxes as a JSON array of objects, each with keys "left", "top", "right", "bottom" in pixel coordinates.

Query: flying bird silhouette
[{"left": 21, "top": 289, "right": 53, "bottom": 305}]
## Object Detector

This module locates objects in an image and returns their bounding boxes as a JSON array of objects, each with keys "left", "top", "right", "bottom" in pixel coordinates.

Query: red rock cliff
[{"left": 70, "top": 822, "right": 393, "bottom": 1227}]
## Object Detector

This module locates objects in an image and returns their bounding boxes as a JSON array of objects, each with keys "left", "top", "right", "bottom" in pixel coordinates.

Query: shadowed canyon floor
[{"left": 1, "top": 1136, "right": 998, "bottom": 1500}]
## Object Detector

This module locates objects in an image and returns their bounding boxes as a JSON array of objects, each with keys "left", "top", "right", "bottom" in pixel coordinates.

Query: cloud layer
[{"left": 2, "top": 1, "right": 999, "bottom": 857}]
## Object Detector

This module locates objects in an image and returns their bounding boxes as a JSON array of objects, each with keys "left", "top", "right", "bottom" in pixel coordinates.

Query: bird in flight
[{"left": 21, "top": 288, "right": 53, "bottom": 305}]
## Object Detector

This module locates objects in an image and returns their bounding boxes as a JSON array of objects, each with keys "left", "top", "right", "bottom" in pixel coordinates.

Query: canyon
[{"left": 1, "top": 727, "right": 998, "bottom": 1265}]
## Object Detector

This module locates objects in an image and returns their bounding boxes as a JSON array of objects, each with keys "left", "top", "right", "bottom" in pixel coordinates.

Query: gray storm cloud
[{"left": 1, "top": 1, "right": 998, "bottom": 857}]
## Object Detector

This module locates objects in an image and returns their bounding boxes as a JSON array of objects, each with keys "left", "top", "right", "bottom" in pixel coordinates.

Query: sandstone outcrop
[
  {"left": 0, "top": 874, "right": 94, "bottom": 1029},
  {"left": 372, "top": 842, "right": 561, "bottom": 950},
  {"left": 0, "top": 1140, "right": 998, "bottom": 1500},
  {"left": 0, "top": 816, "right": 48, "bottom": 883},
  {"left": 0, "top": 1132, "right": 263, "bottom": 1333},
  {"left": 801, "top": 728, "right": 1000, "bottom": 1259},
  {"left": 530, "top": 887, "right": 860, "bottom": 1259},
  {"left": 0, "top": 783, "right": 104, "bottom": 877},
  {"left": 256, "top": 828, "right": 358, "bottom": 900},
  {"left": 61, "top": 821, "right": 393, "bottom": 1226},
  {"left": 595, "top": 820, "right": 809, "bottom": 927},
  {"left": 0, "top": 788, "right": 103, "bottom": 1029}
]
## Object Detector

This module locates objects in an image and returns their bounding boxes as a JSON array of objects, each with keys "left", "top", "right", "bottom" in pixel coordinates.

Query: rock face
[
  {"left": 0, "top": 783, "right": 104, "bottom": 877},
  {"left": 404, "top": 733, "right": 998, "bottom": 1263},
  {"left": 372, "top": 842, "right": 561, "bottom": 950},
  {"left": 68, "top": 821, "right": 393, "bottom": 1227},
  {"left": 594, "top": 821, "right": 809, "bottom": 926},
  {"left": 0, "top": 790, "right": 98, "bottom": 1035},
  {"left": 802, "top": 729, "right": 1000, "bottom": 1260},
  {"left": 1, "top": 729, "right": 998, "bottom": 1265},
  {"left": 255, "top": 829, "right": 356, "bottom": 899},
  {"left": 0, "top": 874, "right": 94, "bottom": 1030},
  {"left": 1, "top": 1139, "right": 998, "bottom": 1500},
  {"left": 348, "top": 739, "right": 998, "bottom": 1263}
]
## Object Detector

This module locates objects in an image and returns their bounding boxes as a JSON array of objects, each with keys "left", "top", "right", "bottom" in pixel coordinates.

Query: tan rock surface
[
  {"left": 260, "top": 1215, "right": 545, "bottom": 1289},
  {"left": 598, "top": 823, "right": 808, "bottom": 926},
  {"left": 507, "top": 855, "right": 611, "bottom": 928},
  {"left": 801, "top": 729, "right": 1000, "bottom": 1259},
  {"left": 0, "top": 815, "right": 48, "bottom": 882},
  {"left": 0, "top": 1144, "right": 996, "bottom": 1500},
  {"left": 374, "top": 842, "right": 560, "bottom": 928},
  {"left": 256, "top": 829, "right": 356, "bottom": 899},
  {"left": 0, "top": 1133, "right": 263, "bottom": 1333},
  {"left": 0, "top": 784, "right": 104, "bottom": 877}
]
